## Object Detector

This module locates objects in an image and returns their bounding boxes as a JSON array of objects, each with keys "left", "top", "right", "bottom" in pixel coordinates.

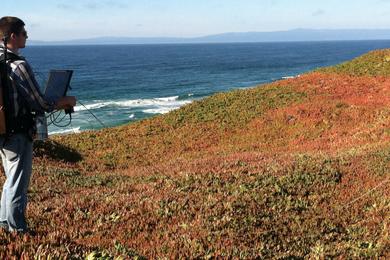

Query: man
[{"left": 0, "top": 16, "right": 76, "bottom": 233}]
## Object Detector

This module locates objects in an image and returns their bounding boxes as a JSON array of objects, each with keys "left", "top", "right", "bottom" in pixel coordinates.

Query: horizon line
[{"left": 28, "top": 28, "right": 390, "bottom": 43}]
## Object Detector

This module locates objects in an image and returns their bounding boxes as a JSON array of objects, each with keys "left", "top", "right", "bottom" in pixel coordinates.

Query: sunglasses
[{"left": 20, "top": 31, "right": 28, "bottom": 37}]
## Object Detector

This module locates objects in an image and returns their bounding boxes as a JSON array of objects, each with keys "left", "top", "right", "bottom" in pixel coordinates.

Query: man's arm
[
  {"left": 10, "top": 60, "right": 75, "bottom": 112},
  {"left": 55, "top": 96, "right": 76, "bottom": 110},
  {"left": 10, "top": 60, "right": 54, "bottom": 113}
]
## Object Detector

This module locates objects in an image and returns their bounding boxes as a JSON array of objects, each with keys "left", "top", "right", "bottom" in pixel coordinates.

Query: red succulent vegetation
[{"left": 0, "top": 49, "right": 389, "bottom": 258}]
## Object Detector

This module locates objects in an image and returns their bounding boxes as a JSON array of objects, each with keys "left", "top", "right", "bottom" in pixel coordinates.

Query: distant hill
[{"left": 29, "top": 28, "right": 390, "bottom": 45}]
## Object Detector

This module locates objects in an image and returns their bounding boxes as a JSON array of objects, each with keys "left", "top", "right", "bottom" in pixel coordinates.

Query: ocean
[{"left": 21, "top": 40, "right": 390, "bottom": 135}]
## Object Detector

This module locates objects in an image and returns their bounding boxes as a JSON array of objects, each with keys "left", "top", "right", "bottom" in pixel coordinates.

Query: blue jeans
[{"left": 0, "top": 133, "right": 33, "bottom": 232}]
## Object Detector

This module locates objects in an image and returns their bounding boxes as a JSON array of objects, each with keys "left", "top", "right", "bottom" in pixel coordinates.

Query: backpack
[
  {"left": 0, "top": 50, "right": 35, "bottom": 136},
  {"left": 0, "top": 74, "right": 6, "bottom": 135}
]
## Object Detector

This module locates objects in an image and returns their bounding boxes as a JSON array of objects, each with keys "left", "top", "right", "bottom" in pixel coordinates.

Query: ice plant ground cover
[{"left": 0, "top": 50, "right": 389, "bottom": 258}]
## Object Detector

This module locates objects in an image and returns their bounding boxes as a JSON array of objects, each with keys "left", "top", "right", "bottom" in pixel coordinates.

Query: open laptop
[{"left": 43, "top": 70, "right": 73, "bottom": 103}]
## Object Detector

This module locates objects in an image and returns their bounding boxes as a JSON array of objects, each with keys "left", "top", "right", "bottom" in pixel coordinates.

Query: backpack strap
[{"left": 0, "top": 51, "right": 24, "bottom": 63}]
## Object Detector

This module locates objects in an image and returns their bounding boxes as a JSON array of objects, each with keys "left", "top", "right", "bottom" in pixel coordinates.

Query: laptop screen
[{"left": 44, "top": 70, "right": 73, "bottom": 103}]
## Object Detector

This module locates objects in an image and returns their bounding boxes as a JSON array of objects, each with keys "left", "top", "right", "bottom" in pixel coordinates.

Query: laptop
[{"left": 43, "top": 70, "right": 73, "bottom": 103}]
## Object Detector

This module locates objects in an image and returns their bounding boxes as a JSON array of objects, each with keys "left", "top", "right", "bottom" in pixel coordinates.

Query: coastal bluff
[{"left": 1, "top": 49, "right": 389, "bottom": 258}]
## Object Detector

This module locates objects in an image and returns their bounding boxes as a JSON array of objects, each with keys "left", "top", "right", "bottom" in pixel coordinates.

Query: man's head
[{"left": 0, "top": 16, "right": 28, "bottom": 49}]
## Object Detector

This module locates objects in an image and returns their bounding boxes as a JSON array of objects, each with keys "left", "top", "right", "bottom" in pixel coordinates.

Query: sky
[{"left": 3, "top": 0, "right": 390, "bottom": 41}]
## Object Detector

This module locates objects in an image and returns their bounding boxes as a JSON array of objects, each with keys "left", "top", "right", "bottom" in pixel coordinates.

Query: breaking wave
[
  {"left": 49, "top": 127, "right": 81, "bottom": 135},
  {"left": 74, "top": 95, "right": 193, "bottom": 114},
  {"left": 281, "top": 74, "right": 300, "bottom": 79}
]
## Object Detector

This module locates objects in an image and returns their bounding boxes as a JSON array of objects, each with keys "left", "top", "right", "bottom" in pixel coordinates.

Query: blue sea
[{"left": 21, "top": 40, "right": 390, "bottom": 135}]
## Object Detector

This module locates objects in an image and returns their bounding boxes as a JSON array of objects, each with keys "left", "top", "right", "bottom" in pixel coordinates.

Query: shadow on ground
[{"left": 33, "top": 140, "right": 82, "bottom": 163}]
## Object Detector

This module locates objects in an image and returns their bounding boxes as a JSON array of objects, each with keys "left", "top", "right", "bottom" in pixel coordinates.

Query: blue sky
[{"left": 3, "top": 0, "right": 390, "bottom": 41}]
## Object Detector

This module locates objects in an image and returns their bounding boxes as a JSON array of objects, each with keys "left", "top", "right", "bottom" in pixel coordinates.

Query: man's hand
[{"left": 55, "top": 96, "right": 76, "bottom": 110}]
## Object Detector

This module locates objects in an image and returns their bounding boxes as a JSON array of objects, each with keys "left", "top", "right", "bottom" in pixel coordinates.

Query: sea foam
[
  {"left": 49, "top": 127, "right": 81, "bottom": 135},
  {"left": 74, "top": 95, "right": 192, "bottom": 114}
]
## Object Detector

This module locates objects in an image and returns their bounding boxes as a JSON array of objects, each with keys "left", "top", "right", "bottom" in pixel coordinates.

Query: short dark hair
[{"left": 0, "top": 16, "right": 25, "bottom": 40}]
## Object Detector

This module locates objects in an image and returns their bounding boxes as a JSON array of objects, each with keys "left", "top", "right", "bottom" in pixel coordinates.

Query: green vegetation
[
  {"left": 164, "top": 84, "right": 307, "bottom": 129},
  {"left": 318, "top": 49, "right": 390, "bottom": 76}
]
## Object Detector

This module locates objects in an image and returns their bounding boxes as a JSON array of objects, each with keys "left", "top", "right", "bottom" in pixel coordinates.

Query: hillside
[
  {"left": 1, "top": 50, "right": 389, "bottom": 258},
  {"left": 318, "top": 49, "right": 390, "bottom": 76}
]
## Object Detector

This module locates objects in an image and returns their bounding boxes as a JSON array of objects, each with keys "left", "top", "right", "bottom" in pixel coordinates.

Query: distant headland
[{"left": 29, "top": 28, "right": 390, "bottom": 45}]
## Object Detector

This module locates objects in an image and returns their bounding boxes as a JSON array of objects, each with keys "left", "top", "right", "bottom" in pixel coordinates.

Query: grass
[
  {"left": 317, "top": 49, "right": 390, "bottom": 76},
  {"left": 0, "top": 49, "right": 389, "bottom": 258}
]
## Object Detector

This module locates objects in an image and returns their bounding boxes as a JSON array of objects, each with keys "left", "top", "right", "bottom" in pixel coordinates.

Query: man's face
[{"left": 12, "top": 27, "right": 28, "bottom": 49}]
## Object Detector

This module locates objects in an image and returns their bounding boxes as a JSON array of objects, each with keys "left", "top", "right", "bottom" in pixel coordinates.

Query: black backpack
[{"left": 0, "top": 50, "right": 35, "bottom": 136}]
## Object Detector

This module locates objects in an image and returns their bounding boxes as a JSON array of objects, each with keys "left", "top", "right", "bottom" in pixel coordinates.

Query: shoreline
[{"left": 47, "top": 74, "right": 302, "bottom": 137}]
